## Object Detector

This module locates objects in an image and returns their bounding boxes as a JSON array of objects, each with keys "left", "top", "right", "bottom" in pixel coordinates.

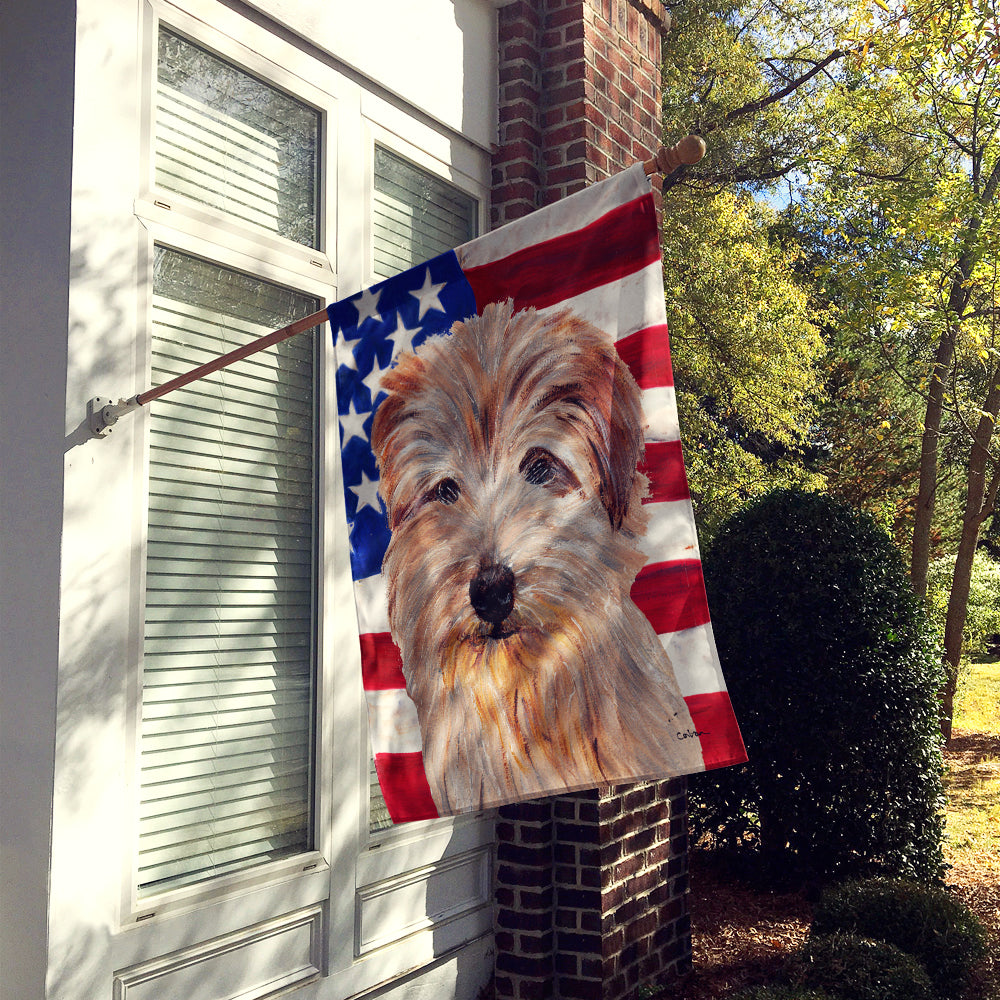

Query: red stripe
[
  {"left": 360, "top": 632, "right": 406, "bottom": 690},
  {"left": 463, "top": 194, "right": 660, "bottom": 313},
  {"left": 631, "top": 559, "right": 710, "bottom": 634},
  {"left": 375, "top": 752, "right": 440, "bottom": 823},
  {"left": 640, "top": 440, "right": 690, "bottom": 504},
  {"left": 684, "top": 692, "right": 748, "bottom": 770},
  {"left": 616, "top": 324, "right": 674, "bottom": 389}
]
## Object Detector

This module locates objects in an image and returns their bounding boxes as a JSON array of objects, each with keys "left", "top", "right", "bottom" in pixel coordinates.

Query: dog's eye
[
  {"left": 520, "top": 450, "right": 556, "bottom": 486},
  {"left": 434, "top": 478, "right": 461, "bottom": 504}
]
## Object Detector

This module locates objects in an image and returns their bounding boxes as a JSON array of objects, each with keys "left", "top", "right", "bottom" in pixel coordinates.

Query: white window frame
[
  {"left": 110, "top": 2, "right": 496, "bottom": 993},
  {"left": 327, "top": 99, "right": 497, "bottom": 998},
  {"left": 123, "top": 0, "right": 340, "bottom": 932},
  {"left": 359, "top": 118, "right": 489, "bottom": 845},
  {"left": 122, "top": 224, "right": 337, "bottom": 925}
]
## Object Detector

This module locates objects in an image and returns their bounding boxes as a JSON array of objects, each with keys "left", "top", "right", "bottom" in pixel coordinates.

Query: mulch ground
[
  {"left": 668, "top": 851, "right": 815, "bottom": 999},
  {"left": 665, "top": 733, "right": 1000, "bottom": 1000}
]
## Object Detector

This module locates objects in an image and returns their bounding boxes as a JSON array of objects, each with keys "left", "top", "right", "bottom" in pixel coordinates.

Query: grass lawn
[
  {"left": 945, "top": 659, "right": 1000, "bottom": 871},
  {"left": 942, "top": 658, "right": 1000, "bottom": 999},
  {"left": 953, "top": 658, "right": 1000, "bottom": 733}
]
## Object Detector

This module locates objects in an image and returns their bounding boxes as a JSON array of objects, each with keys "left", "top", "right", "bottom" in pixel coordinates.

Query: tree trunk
[
  {"left": 940, "top": 372, "right": 1000, "bottom": 740},
  {"left": 910, "top": 159, "right": 1000, "bottom": 596},
  {"left": 910, "top": 329, "right": 955, "bottom": 598}
]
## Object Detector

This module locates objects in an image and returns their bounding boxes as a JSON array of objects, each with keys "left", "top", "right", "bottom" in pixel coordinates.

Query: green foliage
[
  {"left": 927, "top": 550, "right": 1000, "bottom": 659},
  {"left": 663, "top": 189, "right": 827, "bottom": 539},
  {"left": 732, "top": 987, "right": 837, "bottom": 1000},
  {"left": 659, "top": 0, "right": 1000, "bottom": 741},
  {"left": 791, "top": 934, "right": 934, "bottom": 1000},
  {"left": 692, "top": 489, "right": 947, "bottom": 882},
  {"left": 794, "top": 0, "right": 1000, "bottom": 596},
  {"left": 811, "top": 878, "right": 988, "bottom": 999},
  {"left": 661, "top": 0, "right": 851, "bottom": 192},
  {"left": 778, "top": 204, "right": 936, "bottom": 550},
  {"left": 657, "top": 1, "right": 840, "bottom": 539}
]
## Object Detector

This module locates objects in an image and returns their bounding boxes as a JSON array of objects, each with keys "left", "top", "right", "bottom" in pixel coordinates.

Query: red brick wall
[
  {"left": 490, "top": 4, "right": 691, "bottom": 998},
  {"left": 557, "top": 783, "right": 691, "bottom": 992},
  {"left": 492, "top": 0, "right": 669, "bottom": 227},
  {"left": 494, "top": 783, "right": 691, "bottom": 1000},
  {"left": 495, "top": 801, "right": 556, "bottom": 998}
]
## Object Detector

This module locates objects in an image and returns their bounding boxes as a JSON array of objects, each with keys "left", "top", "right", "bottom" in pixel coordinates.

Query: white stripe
[
  {"left": 365, "top": 688, "right": 423, "bottom": 755},
  {"left": 639, "top": 499, "right": 701, "bottom": 564},
  {"left": 642, "top": 386, "right": 680, "bottom": 443},
  {"left": 662, "top": 623, "right": 727, "bottom": 697},
  {"left": 534, "top": 261, "right": 666, "bottom": 340},
  {"left": 354, "top": 574, "right": 390, "bottom": 633},
  {"left": 456, "top": 164, "right": 651, "bottom": 268}
]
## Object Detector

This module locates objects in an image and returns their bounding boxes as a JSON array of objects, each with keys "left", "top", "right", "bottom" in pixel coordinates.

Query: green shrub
[
  {"left": 927, "top": 550, "right": 1000, "bottom": 659},
  {"left": 792, "top": 933, "right": 934, "bottom": 1000},
  {"left": 811, "top": 878, "right": 988, "bottom": 999},
  {"left": 732, "top": 987, "right": 837, "bottom": 1000},
  {"left": 691, "top": 489, "right": 946, "bottom": 882}
]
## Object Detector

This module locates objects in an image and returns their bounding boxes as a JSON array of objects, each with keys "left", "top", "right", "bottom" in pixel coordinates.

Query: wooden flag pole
[
  {"left": 88, "top": 136, "right": 706, "bottom": 437},
  {"left": 87, "top": 307, "right": 330, "bottom": 437},
  {"left": 642, "top": 134, "right": 706, "bottom": 176},
  {"left": 136, "top": 307, "right": 329, "bottom": 407}
]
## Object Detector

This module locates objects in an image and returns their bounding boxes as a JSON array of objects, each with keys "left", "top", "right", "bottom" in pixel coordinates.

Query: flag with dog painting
[{"left": 330, "top": 162, "right": 746, "bottom": 821}]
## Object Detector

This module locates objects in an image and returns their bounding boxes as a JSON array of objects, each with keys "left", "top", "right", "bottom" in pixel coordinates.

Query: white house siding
[
  {"left": 0, "top": 1, "right": 499, "bottom": 997},
  {"left": 243, "top": 0, "right": 498, "bottom": 153},
  {"left": 0, "top": 1, "right": 76, "bottom": 996}
]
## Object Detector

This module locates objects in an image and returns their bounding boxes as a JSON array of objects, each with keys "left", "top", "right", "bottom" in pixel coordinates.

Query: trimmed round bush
[
  {"left": 812, "top": 878, "right": 988, "bottom": 998},
  {"left": 691, "top": 489, "right": 946, "bottom": 882},
  {"left": 793, "top": 933, "right": 934, "bottom": 1000}
]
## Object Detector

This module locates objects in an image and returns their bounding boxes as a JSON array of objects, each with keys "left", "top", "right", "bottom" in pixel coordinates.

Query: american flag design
[{"left": 329, "top": 164, "right": 746, "bottom": 822}]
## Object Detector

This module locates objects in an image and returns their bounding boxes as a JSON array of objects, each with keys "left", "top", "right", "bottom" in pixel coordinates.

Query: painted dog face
[{"left": 371, "top": 299, "right": 702, "bottom": 812}]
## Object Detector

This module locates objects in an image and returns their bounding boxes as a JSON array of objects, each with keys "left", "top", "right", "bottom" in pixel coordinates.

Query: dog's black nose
[{"left": 470, "top": 564, "right": 515, "bottom": 625}]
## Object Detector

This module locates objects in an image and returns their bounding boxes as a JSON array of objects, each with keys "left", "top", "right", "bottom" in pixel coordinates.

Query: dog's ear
[
  {"left": 371, "top": 355, "right": 428, "bottom": 529},
  {"left": 370, "top": 393, "right": 401, "bottom": 525},
  {"left": 600, "top": 354, "right": 645, "bottom": 530}
]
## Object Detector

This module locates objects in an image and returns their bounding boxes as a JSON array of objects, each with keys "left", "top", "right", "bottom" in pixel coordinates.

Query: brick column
[
  {"left": 493, "top": 0, "right": 669, "bottom": 226},
  {"left": 493, "top": 1, "right": 544, "bottom": 228},
  {"left": 551, "top": 783, "right": 691, "bottom": 998},
  {"left": 494, "top": 781, "right": 691, "bottom": 1000},
  {"left": 491, "top": 4, "right": 692, "bottom": 999},
  {"left": 495, "top": 801, "right": 556, "bottom": 999}
]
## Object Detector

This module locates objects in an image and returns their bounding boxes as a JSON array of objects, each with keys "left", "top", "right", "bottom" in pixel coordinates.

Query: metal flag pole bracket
[
  {"left": 85, "top": 138, "right": 705, "bottom": 441},
  {"left": 88, "top": 395, "right": 142, "bottom": 438}
]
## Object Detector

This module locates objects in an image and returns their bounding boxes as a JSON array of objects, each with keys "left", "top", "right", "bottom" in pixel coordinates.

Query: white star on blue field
[{"left": 328, "top": 249, "right": 478, "bottom": 581}]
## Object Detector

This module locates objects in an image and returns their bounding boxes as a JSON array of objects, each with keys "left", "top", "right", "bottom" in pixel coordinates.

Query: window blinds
[
  {"left": 155, "top": 28, "right": 320, "bottom": 249},
  {"left": 372, "top": 147, "right": 478, "bottom": 281},
  {"left": 138, "top": 248, "right": 319, "bottom": 895},
  {"left": 368, "top": 148, "right": 477, "bottom": 832}
]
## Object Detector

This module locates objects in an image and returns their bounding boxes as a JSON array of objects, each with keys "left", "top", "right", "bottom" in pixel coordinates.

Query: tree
[
  {"left": 781, "top": 205, "right": 968, "bottom": 549},
  {"left": 927, "top": 548, "right": 1000, "bottom": 659},
  {"left": 661, "top": 0, "right": 853, "bottom": 194},
  {"left": 802, "top": 0, "right": 1000, "bottom": 735},
  {"left": 660, "top": 1, "right": 1000, "bottom": 737},
  {"left": 659, "top": 1, "right": 846, "bottom": 536},
  {"left": 661, "top": 188, "right": 826, "bottom": 537}
]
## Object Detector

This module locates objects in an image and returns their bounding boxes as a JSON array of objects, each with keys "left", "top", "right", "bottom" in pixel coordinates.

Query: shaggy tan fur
[{"left": 372, "top": 300, "right": 703, "bottom": 814}]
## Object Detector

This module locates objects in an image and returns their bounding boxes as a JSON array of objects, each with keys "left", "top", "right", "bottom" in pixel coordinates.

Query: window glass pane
[
  {"left": 368, "top": 149, "right": 477, "bottom": 832},
  {"left": 156, "top": 28, "right": 320, "bottom": 248},
  {"left": 138, "top": 246, "right": 318, "bottom": 895},
  {"left": 372, "top": 146, "right": 477, "bottom": 279}
]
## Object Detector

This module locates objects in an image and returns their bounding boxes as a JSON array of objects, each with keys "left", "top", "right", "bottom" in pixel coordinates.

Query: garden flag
[{"left": 330, "top": 163, "right": 746, "bottom": 822}]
